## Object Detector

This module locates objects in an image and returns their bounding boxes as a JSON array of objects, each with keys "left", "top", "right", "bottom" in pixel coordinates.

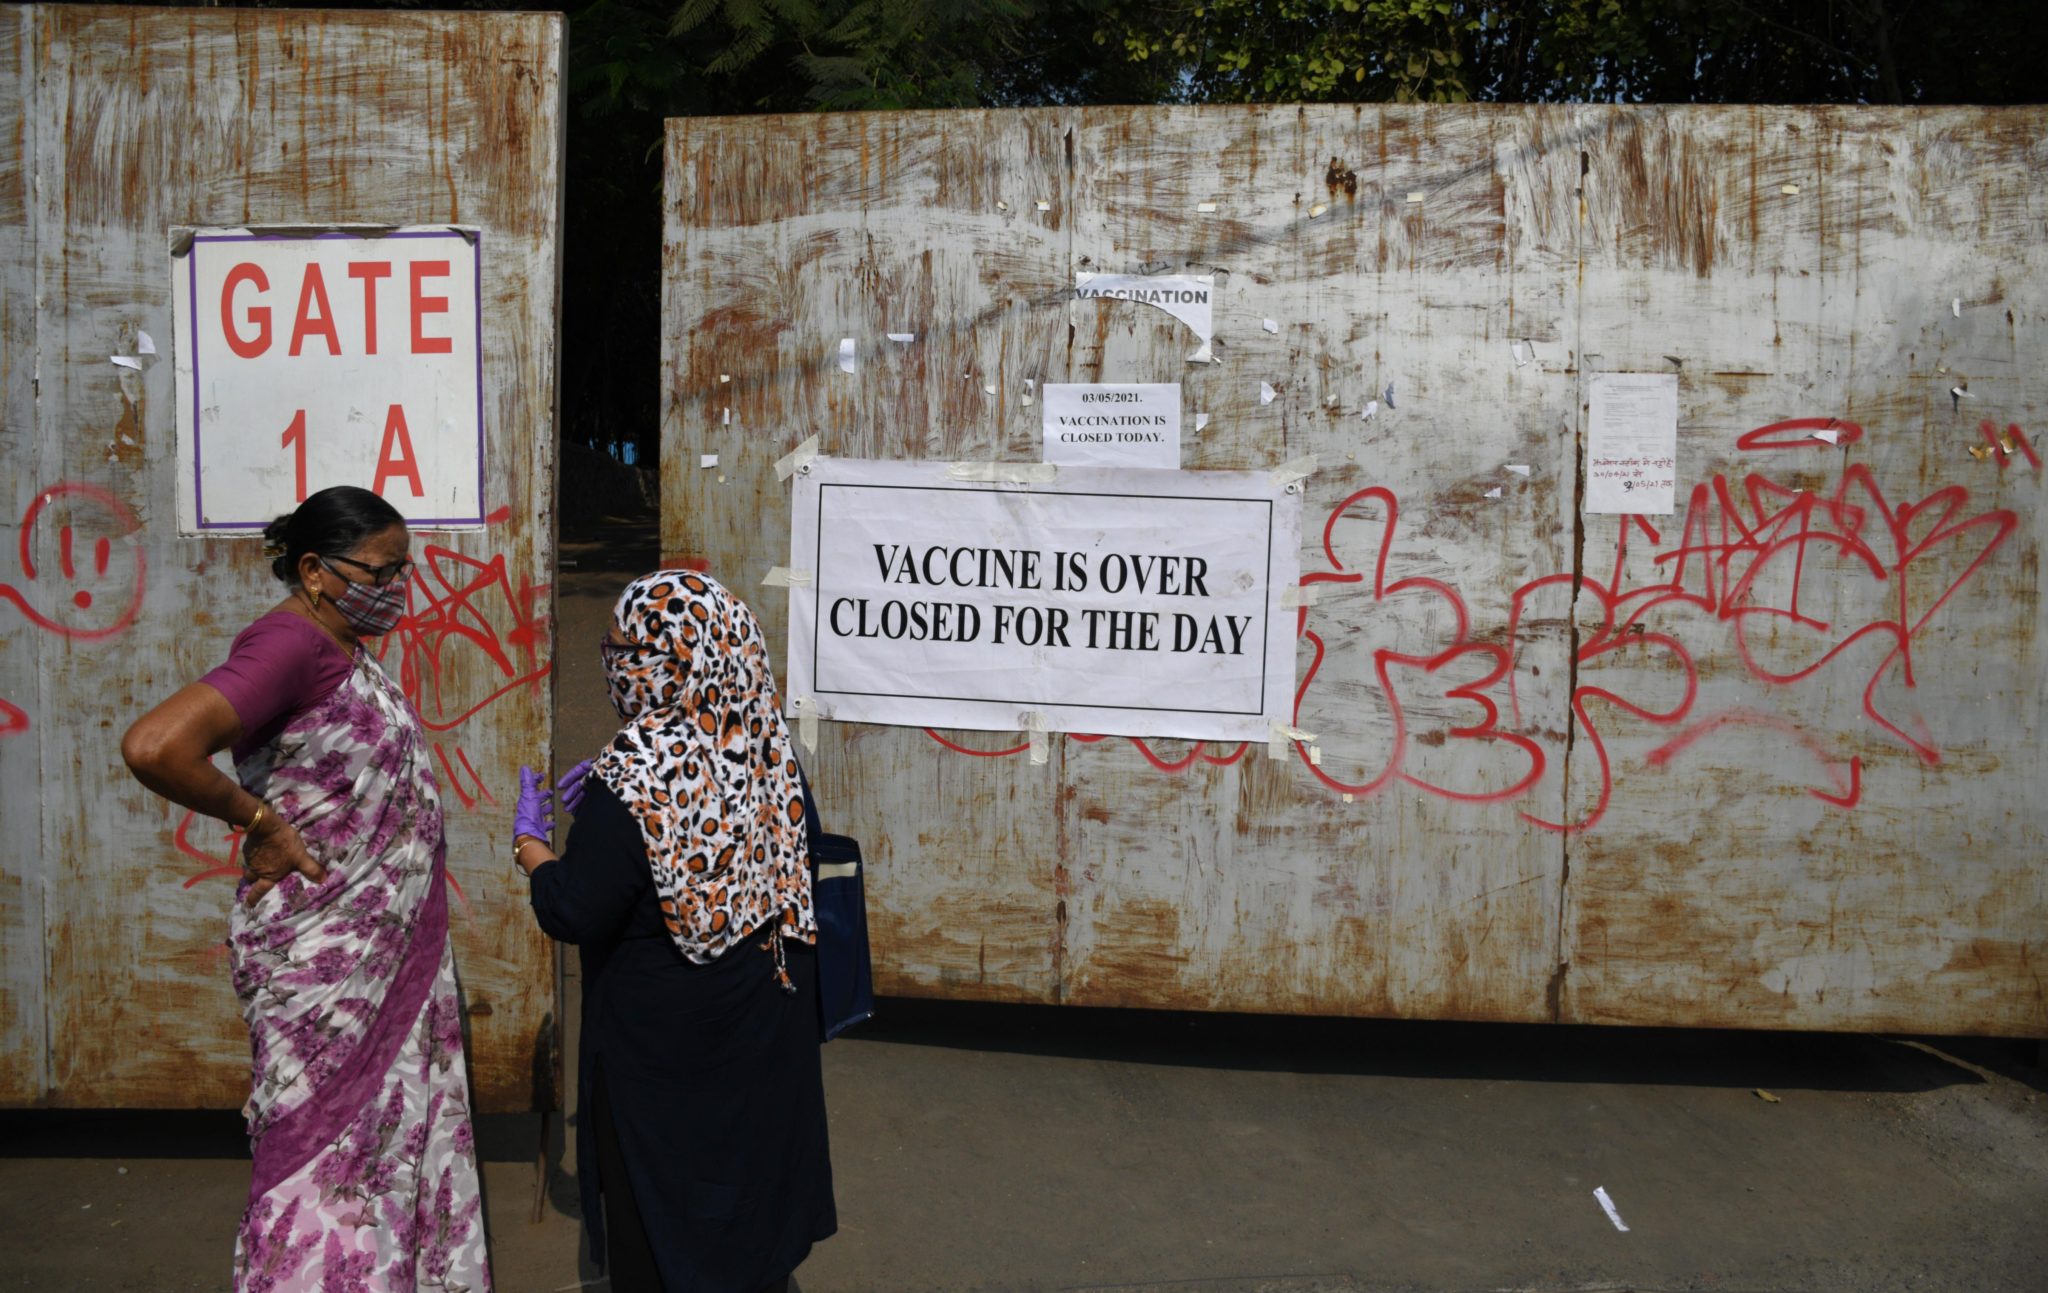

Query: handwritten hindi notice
[{"left": 1586, "top": 372, "right": 1679, "bottom": 514}]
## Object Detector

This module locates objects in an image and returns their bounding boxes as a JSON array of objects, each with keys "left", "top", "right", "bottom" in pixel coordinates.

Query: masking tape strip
[
  {"left": 1269, "top": 454, "right": 1318, "bottom": 489},
  {"left": 774, "top": 434, "right": 820, "bottom": 482},
  {"left": 761, "top": 566, "right": 813, "bottom": 588},
  {"left": 1023, "top": 712, "right": 1050, "bottom": 765},
  {"left": 792, "top": 697, "right": 820, "bottom": 751},
  {"left": 1279, "top": 584, "right": 1319, "bottom": 609},
  {"left": 817, "top": 861, "right": 859, "bottom": 881},
  {"left": 1268, "top": 722, "right": 1315, "bottom": 761},
  {"left": 948, "top": 462, "right": 1057, "bottom": 484}
]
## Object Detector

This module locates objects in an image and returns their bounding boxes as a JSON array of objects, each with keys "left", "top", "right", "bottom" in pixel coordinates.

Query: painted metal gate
[
  {"left": 0, "top": 5, "right": 563, "bottom": 1109},
  {"left": 662, "top": 105, "right": 2045, "bottom": 1036}
]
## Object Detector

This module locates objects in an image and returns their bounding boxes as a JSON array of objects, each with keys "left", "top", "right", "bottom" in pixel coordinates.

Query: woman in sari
[
  {"left": 510, "top": 569, "right": 834, "bottom": 1293},
  {"left": 122, "top": 485, "right": 493, "bottom": 1292}
]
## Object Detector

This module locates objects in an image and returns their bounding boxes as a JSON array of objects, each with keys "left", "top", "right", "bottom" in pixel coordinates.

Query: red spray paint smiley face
[{"left": 0, "top": 482, "right": 149, "bottom": 640}]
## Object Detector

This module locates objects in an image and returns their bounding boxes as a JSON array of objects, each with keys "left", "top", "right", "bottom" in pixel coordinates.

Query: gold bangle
[{"left": 243, "top": 803, "right": 266, "bottom": 835}]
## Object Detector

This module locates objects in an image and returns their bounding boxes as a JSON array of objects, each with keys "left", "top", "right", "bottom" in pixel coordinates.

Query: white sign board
[
  {"left": 1585, "top": 372, "right": 1679, "bottom": 514},
  {"left": 785, "top": 459, "right": 1301, "bottom": 742},
  {"left": 171, "top": 226, "right": 486, "bottom": 532},
  {"left": 1041, "top": 383, "right": 1181, "bottom": 469}
]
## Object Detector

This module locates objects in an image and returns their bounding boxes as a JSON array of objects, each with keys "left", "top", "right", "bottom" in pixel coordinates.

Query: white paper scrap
[
  {"left": 886, "top": 332, "right": 916, "bottom": 344},
  {"left": 983, "top": 384, "right": 997, "bottom": 396},
  {"left": 1811, "top": 427, "right": 1841, "bottom": 444},
  {"left": 1506, "top": 464, "right": 1532, "bottom": 476},
  {"left": 110, "top": 355, "right": 141, "bottom": 370},
  {"left": 1586, "top": 372, "right": 1678, "bottom": 515},
  {"left": 1186, "top": 340, "right": 1216, "bottom": 365},
  {"left": 1484, "top": 487, "right": 1503, "bottom": 499},
  {"left": 1309, "top": 746, "right": 1323, "bottom": 767},
  {"left": 700, "top": 454, "right": 719, "bottom": 469},
  {"left": 722, "top": 407, "right": 731, "bottom": 426},
  {"left": 1035, "top": 200, "right": 1051, "bottom": 212},
  {"left": 837, "top": 338, "right": 856, "bottom": 374},
  {"left": 1262, "top": 318, "right": 1279, "bottom": 334},
  {"left": 1781, "top": 183, "right": 1801, "bottom": 195},
  {"left": 1511, "top": 341, "right": 1531, "bottom": 367},
  {"left": 995, "top": 200, "right": 1009, "bottom": 211},
  {"left": 137, "top": 331, "right": 156, "bottom": 356},
  {"left": 1951, "top": 298, "right": 1962, "bottom": 318},
  {"left": 1308, "top": 203, "right": 1328, "bottom": 218},
  {"left": 1361, "top": 400, "right": 1378, "bottom": 421},
  {"left": 1405, "top": 191, "right": 1425, "bottom": 204},
  {"left": 719, "top": 373, "right": 731, "bottom": 383},
  {"left": 1592, "top": 1187, "right": 1630, "bottom": 1233},
  {"left": 1075, "top": 272, "right": 1215, "bottom": 343},
  {"left": 1259, "top": 382, "right": 1276, "bottom": 405},
  {"left": 1197, "top": 201, "right": 1218, "bottom": 213},
  {"left": 1194, "top": 412, "right": 1210, "bottom": 432}
]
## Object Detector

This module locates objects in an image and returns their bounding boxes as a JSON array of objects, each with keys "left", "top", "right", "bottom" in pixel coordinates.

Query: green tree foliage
[{"left": 1097, "top": 0, "right": 2048, "bottom": 107}]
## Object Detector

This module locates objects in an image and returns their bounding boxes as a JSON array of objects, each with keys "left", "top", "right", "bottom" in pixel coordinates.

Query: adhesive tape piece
[
  {"left": 947, "top": 462, "right": 1057, "bottom": 484},
  {"left": 1023, "top": 712, "right": 1050, "bottom": 766},
  {"left": 793, "top": 697, "right": 819, "bottom": 751},
  {"left": 774, "top": 434, "right": 820, "bottom": 482},
  {"left": 761, "top": 566, "right": 814, "bottom": 588},
  {"left": 1269, "top": 454, "right": 1318, "bottom": 489},
  {"left": 1279, "top": 584, "right": 1320, "bottom": 609},
  {"left": 818, "top": 861, "right": 859, "bottom": 881},
  {"left": 1267, "top": 723, "right": 1315, "bottom": 761}
]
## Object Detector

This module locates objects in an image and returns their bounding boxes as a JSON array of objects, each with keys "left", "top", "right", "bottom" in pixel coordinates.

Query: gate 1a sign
[{"left": 171, "top": 226, "right": 485, "bottom": 533}]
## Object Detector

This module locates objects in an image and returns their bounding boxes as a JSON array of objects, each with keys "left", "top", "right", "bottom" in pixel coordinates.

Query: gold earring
[{"left": 308, "top": 584, "right": 322, "bottom": 611}]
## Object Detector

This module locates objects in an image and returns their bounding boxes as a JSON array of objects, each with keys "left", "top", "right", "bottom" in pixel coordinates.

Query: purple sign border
[{"left": 188, "top": 229, "right": 487, "bottom": 530}]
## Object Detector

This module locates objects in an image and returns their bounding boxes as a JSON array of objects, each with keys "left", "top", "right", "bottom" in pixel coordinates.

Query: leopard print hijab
[{"left": 592, "top": 570, "right": 814, "bottom": 985}]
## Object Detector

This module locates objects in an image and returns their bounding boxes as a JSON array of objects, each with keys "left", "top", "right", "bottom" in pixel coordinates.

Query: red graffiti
[
  {"left": 921, "top": 418, "right": 2025, "bottom": 832},
  {"left": 1, "top": 482, "right": 149, "bottom": 736},
  {"left": 372, "top": 543, "right": 552, "bottom": 733}
]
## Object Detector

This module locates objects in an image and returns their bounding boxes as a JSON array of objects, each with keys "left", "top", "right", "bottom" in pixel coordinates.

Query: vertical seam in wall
[
  {"left": 1049, "top": 114, "right": 1076, "bottom": 1007},
  {"left": 28, "top": 1, "right": 54, "bottom": 1099},
  {"left": 1554, "top": 128, "right": 1594, "bottom": 1026}
]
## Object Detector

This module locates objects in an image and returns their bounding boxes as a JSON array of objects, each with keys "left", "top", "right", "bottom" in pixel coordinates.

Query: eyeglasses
[{"left": 321, "top": 554, "right": 416, "bottom": 587}]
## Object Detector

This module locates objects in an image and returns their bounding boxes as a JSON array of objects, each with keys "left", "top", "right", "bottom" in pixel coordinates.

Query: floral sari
[{"left": 224, "top": 649, "right": 492, "bottom": 1293}]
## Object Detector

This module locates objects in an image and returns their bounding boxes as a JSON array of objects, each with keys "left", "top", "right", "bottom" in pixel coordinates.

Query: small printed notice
[
  {"left": 171, "top": 225, "right": 485, "bottom": 532},
  {"left": 1073, "top": 272, "right": 1214, "bottom": 344},
  {"left": 1042, "top": 383, "right": 1181, "bottom": 469},
  {"left": 784, "top": 457, "right": 1301, "bottom": 743},
  {"left": 1585, "top": 372, "right": 1679, "bottom": 514}
]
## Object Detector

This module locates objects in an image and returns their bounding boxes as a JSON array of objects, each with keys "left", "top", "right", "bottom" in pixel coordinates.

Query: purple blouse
[{"left": 200, "top": 611, "right": 356, "bottom": 764}]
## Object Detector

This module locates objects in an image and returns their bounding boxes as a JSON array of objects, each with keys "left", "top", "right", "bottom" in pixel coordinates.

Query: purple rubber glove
[
  {"left": 514, "top": 765, "right": 555, "bottom": 842},
  {"left": 556, "top": 758, "right": 595, "bottom": 815}
]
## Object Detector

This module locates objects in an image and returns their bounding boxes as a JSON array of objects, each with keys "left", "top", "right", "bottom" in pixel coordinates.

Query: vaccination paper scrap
[
  {"left": 783, "top": 457, "right": 1302, "bottom": 743},
  {"left": 1585, "top": 372, "right": 1679, "bottom": 514},
  {"left": 1042, "top": 383, "right": 1181, "bottom": 469},
  {"left": 1072, "top": 272, "right": 1214, "bottom": 344}
]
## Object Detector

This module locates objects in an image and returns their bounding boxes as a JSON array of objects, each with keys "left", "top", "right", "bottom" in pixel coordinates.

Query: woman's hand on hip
[{"left": 242, "top": 812, "right": 328, "bottom": 908}]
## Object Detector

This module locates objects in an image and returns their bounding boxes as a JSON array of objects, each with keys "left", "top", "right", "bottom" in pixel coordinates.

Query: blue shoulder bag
[{"left": 796, "top": 762, "right": 874, "bottom": 1040}]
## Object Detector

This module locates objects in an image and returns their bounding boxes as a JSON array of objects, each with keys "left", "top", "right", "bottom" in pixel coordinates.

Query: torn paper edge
[
  {"left": 1511, "top": 341, "right": 1531, "bottom": 367},
  {"left": 137, "top": 332, "right": 156, "bottom": 356},
  {"left": 1592, "top": 1187, "right": 1629, "bottom": 1233},
  {"left": 837, "top": 338, "right": 856, "bottom": 374},
  {"left": 1262, "top": 318, "right": 1279, "bottom": 334},
  {"left": 1278, "top": 584, "right": 1319, "bottom": 609},
  {"left": 948, "top": 462, "right": 1057, "bottom": 485},
  {"left": 1811, "top": 427, "right": 1840, "bottom": 444},
  {"left": 1506, "top": 464, "right": 1532, "bottom": 476},
  {"left": 774, "top": 434, "right": 820, "bottom": 482},
  {"left": 110, "top": 355, "right": 141, "bottom": 370},
  {"left": 1187, "top": 340, "right": 1216, "bottom": 365},
  {"left": 1269, "top": 454, "right": 1317, "bottom": 489},
  {"left": 1361, "top": 400, "right": 1378, "bottom": 421},
  {"left": 1259, "top": 382, "right": 1276, "bottom": 405},
  {"left": 761, "top": 567, "right": 813, "bottom": 588},
  {"left": 1268, "top": 723, "right": 1315, "bottom": 761},
  {"left": 1194, "top": 413, "right": 1210, "bottom": 432},
  {"left": 1483, "top": 487, "right": 1502, "bottom": 499}
]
